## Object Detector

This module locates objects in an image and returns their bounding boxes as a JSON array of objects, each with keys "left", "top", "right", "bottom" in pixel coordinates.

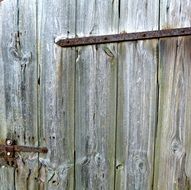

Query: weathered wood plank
[
  {"left": 119, "top": 0, "right": 158, "bottom": 33},
  {"left": 116, "top": 41, "right": 158, "bottom": 190},
  {"left": 38, "top": 0, "right": 75, "bottom": 189},
  {"left": 154, "top": 37, "right": 191, "bottom": 190},
  {"left": 1, "top": 0, "right": 38, "bottom": 189},
  {"left": 1, "top": 0, "right": 18, "bottom": 143},
  {"left": 116, "top": 0, "right": 159, "bottom": 189},
  {"left": 75, "top": 0, "right": 118, "bottom": 189},
  {"left": 0, "top": 167, "right": 14, "bottom": 190},
  {"left": 153, "top": 1, "right": 191, "bottom": 189},
  {"left": 0, "top": 1, "right": 15, "bottom": 189},
  {"left": 13, "top": 0, "right": 39, "bottom": 189},
  {"left": 160, "top": 0, "right": 191, "bottom": 29}
]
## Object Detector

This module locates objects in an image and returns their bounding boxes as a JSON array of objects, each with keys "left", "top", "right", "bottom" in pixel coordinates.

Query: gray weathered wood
[
  {"left": 12, "top": 0, "right": 38, "bottom": 190},
  {"left": 116, "top": 41, "right": 158, "bottom": 190},
  {"left": 14, "top": 0, "right": 39, "bottom": 189},
  {"left": 75, "top": 0, "right": 118, "bottom": 189},
  {"left": 153, "top": 37, "right": 191, "bottom": 190},
  {"left": 1, "top": 1, "right": 191, "bottom": 190},
  {"left": 153, "top": 1, "right": 191, "bottom": 189},
  {"left": 0, "top": 1, "right": 15, "bottom": 189},
  {"left": 0, "top": 167, "right": 14, "bottom": 190},
  {"left": 1, "top": 0, "right": 38, "bottom": 189},
  {"left": 160, "top": 0, "right": 191, "bottom": 29},
  {"left": 119, "top": 0, "right": 158, "bottom": 33},
  {"left": 38, "top": 0, "right": 75, "bottom": 189},
  {"left": 116, "top": 0, "right": 159, "bottom": 189}
]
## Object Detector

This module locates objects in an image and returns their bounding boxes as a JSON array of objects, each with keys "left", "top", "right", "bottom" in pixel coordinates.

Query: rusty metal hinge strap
[
  {"left": 55, "top": 27, "right": 191, "bottom": 47},
  {"left": 0, "top": 140, "right": 48, "bottom": 167},
  {"left": 0, "top": 144, "right": 48, "bottom": 154},
  {"left": 0, "top": 140, "right": 48, "bottom": 154}
]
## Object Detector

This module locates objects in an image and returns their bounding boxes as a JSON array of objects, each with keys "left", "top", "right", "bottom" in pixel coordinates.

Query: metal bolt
[
  {"left": 6, "top": 140, "right": 12, "bottom": 146},
  {"left": 7, "top": 152, "right": 11, "bottom": 156}
]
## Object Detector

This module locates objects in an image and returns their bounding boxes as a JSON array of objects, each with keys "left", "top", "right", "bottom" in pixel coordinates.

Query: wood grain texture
[
  {"left": 0, "top": 1, "right": 15, "bottom": 189},
  {"left": 38, "top": 0, "right": 75, "bottom": 189},
  {"left": 14, "top": 0, "right": 39, "bottom": 189},
  {"left": 160, "top": 0, "right": 191, "bottom": 29},
  {"left": 153, "top": 1, "right": 191, "bottom": 190},
  {"left": 1, "top": 1, "right": 191, "bottom": 190},
  {"left": 116, "top": 41, "right": 158, "bottom": 190},
  {"left": 116, "top": 0, "right": 159, "bottom": 189},
  {"left": 153, "top": 37, "right": 191, "bottom": 190},
  {"left": 75, "top": 0, "right": 118, "bottom": 189},
  {"left": 1, "top": 0, "right": 38, "bottom": 189},
  {"left": 119, "top": 0, "right": 158, "bottom": 33}
]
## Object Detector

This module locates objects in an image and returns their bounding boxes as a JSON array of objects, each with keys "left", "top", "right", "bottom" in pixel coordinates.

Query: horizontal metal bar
[
  {"left": 0, "top": 145, "right": 48, "bottom": 154},
  {"left": 56, "top": 27, "right": 191, "bottom": 47},
  {"left": 14, "top": 145, "right": 48, "bottom": 153}
]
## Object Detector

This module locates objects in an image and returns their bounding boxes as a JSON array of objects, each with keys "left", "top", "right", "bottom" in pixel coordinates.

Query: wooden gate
[{"left": 0, "top": 0, "right": 191, "bottom": 190}]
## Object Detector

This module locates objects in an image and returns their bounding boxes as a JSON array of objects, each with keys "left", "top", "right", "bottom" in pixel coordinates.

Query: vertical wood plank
[
  {"left": 14, "top": 0, "right": 39, "bottom": 189},
  {"left": 0, "top": 167, "right": 14, "bottom": 190},
  {"left": 1, "top": 0, "right": 38, "bottom": 189},
  {"left": 0, "top": 1, "right": 15, "bottom": 189},
  {"left": 38, "top": 0, "right": 75, "bottom": 189},
  {"left": 1, "top": 0, "right": 18, "bottom": 143},
  {"left": 119, "top": 0, "right": 158, "bottom": 32},
  {"left": 154, "top": 37, "right": 191, "bottom": 190},
  {"left": 0, "top": 0, "right": 39, "bottom": 189},
  {"left": 116, "top": 41, "right": 158, "bottom": 190},
  {"left": 116, "top": 0, "right": 159, "bottom": 189},
  {"left": 154, "top": 1, "right": 191, "bottom": 189},
  {"left": 160, "top": 0, "right": 191, "bottom": 29},
  {"left": 75, "top": 0, "right": 118, "bottom": 189}
]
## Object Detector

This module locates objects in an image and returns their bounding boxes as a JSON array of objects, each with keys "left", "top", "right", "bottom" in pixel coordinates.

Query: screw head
[
  {"left": 7, "top": 152, "right": 11, "bottom": 156},
  {"left": 6, "top": 139, "right": 12, "bottom": 145}
]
